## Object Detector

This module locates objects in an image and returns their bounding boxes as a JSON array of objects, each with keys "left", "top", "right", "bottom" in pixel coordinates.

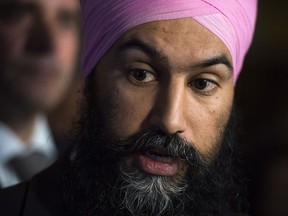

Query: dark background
[
  {"left": 235, "top": 0, "right": 288, "bottom": 215},
  {"left": 236, "top": 0, "right": 288, "bottom": 155}
]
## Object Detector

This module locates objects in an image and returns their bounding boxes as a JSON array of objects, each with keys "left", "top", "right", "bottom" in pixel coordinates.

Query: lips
[
  {"left": 135, "top": 149, "right": 181, "bottom": 176},
  {"left": 145, "top": 150, "right": 176, "bottom": 163}
]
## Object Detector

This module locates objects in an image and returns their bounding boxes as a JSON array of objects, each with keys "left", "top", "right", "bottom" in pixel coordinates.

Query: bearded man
[{"left": 0, "top": 0, "right": 258, "bottom": 215}]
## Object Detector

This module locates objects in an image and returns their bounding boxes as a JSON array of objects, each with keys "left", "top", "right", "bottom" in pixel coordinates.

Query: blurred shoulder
[{"left": 0, "top": 182, "right": 29, "bottom": 216}]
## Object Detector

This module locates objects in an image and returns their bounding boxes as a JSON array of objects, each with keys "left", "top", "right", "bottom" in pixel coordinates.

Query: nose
[
  {"left": 150, "top": 82, "right": 187, "bottom": 135},
  {"left": 25, "top": 12, "right": 54, "bottom": 56}
]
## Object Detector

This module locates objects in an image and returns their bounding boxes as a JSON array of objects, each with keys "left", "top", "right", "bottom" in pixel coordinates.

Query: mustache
[{"left": 108, "top": 131, "right": 208, "bottom": 167}]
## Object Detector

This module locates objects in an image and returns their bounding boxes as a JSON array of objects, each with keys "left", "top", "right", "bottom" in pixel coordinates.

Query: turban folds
[{"left": 80, "top": 0, "right": 257, "bottom": 81}]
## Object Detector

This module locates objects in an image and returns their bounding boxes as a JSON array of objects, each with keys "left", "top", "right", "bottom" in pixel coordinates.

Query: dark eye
[
  {"left": 189, "top": 79, "right": 218, "bottom": 95},
  {"left": 128, "top": 69, "right": 157, "bottom": 85},
  {"left": 0, "top": 3, "right": 31, "bottom": 24}
]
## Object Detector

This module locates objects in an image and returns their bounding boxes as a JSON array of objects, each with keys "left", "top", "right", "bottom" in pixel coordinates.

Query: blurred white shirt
[{"left": 0, "top": 116, "right": 57, "bottom": 188}]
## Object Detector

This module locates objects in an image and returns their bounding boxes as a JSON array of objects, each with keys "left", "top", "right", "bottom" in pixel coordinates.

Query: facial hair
[{"left": 63, "top": 79, "right": 248, "bottom": 216}]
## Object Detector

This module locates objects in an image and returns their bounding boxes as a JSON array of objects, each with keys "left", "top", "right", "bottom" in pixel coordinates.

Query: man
[
  {"left": 0, "top": 0, "right": 257, "bottom": 215},
  {"left": 0, "top": 0, "right": 80, "bottom": 188}
]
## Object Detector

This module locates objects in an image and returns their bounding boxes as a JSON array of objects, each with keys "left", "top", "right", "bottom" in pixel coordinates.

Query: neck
[{"left": 0, "top": 98, "right": 40, "bottom": 145}]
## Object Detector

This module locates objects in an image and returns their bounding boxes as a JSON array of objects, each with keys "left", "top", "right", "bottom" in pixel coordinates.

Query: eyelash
[
  {"left": 188, "top": 79, "right": 219, "bottom": 96},
  {"left": 127, "top": 69, "right": 157, "bottom": 86},
  {"left": 126, "top": 68, "right": 219, "bottom": 95}
]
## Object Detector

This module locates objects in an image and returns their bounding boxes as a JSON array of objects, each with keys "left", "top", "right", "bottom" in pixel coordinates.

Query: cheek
[
  {"left": 0, "top": 29, "right": 27, "bottom": 64},
  {"left": 56, "top": 34, "right": 78, "bottom": 73},
  {"left": 185, "top": 95, "right": 233, "bottom": 157},
  {"left": 107, "top": 85, "right": 154, "bottom": 139}
]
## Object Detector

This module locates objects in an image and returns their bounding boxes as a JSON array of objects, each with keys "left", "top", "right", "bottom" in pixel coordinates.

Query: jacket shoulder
[{"left": 0, "top": 182, "right": 29, "bottom": 216}]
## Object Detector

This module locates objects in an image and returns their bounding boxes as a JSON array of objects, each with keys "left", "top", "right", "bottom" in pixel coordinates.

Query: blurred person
[
  {"left": 48, "top": 72, "right": 84, "bottom": 143},
  {"left": 0, "top": 0, "right": 80, "bottom": 188},
  {"left": 0, "top": 0, "right": 257, "bottom": 215}
]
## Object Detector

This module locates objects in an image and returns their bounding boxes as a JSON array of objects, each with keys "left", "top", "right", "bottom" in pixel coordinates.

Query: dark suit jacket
[{"left": 0, "top": 155, "right": 68, "bottom": 216}]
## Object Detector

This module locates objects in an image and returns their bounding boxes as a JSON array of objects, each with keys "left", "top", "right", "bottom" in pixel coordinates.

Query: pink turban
[{"left": 80, "top": 0, "right": 257, "bottom": 81}]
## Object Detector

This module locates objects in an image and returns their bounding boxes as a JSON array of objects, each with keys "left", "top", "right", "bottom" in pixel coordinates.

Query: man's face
[
  {"left": 66, "top": 18, "right": 239, "bottom": 216},
  {"left": 93, "top": 18, "right": 234, "bottom": 172},
  {"left": 0, "top": 0, "right": 80, "bottom": 111}
]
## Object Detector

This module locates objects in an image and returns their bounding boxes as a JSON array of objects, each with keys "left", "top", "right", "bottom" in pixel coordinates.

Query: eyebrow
[
  {"left": 118, "top": 38, "right": 233, "bottom": 72},
  {"left": 118, "top": 39, "right": 168, "bottom": 63},
  {"left": 197, "top": 54, "right": 233, "bottom": 72}
]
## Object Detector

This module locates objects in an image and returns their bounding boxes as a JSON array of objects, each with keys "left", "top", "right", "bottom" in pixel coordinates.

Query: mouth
[{"left": 134, "top": 149, "right": 182, "bottom": 176}]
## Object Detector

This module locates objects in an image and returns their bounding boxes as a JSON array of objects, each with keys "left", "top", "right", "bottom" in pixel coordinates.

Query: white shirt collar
[
  {"left": 0, "top": 115, "right": 57, "bottom": 188},
  {"left": 0, "top": 115, "right": 57, "bottom": 164}
]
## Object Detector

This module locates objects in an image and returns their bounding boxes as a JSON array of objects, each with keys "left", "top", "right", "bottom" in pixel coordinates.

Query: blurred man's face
[
  {"left": 0, "top": 0, "right": 80, "bottom": 111},
  {"left": 66, "top": 18, "right": 239, "bottom": 216},
  {"left": 93, "top": 18, "right": 234, "bottom": 170}
]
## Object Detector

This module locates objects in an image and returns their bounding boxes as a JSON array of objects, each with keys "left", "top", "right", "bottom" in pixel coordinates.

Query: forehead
[{"left": 113, "top": 18, "right": 232, "bottom": 68}]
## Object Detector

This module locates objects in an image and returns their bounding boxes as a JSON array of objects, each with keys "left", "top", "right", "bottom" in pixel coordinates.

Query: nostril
[{"left": 150, "top": 114, "right": 186, "bottom": 136}]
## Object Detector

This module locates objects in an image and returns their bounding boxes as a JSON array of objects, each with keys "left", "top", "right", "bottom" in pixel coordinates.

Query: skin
[
  {"left": 0, "top": 0, "right": 80, "bottom": 142},
  {"left": 92, "top": 18, "right": 235, "bottom": 175}
]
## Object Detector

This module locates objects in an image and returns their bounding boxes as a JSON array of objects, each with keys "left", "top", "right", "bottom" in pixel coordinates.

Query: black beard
[{"left": 63, "top": 79, "right": 248, "bottom": 216}]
